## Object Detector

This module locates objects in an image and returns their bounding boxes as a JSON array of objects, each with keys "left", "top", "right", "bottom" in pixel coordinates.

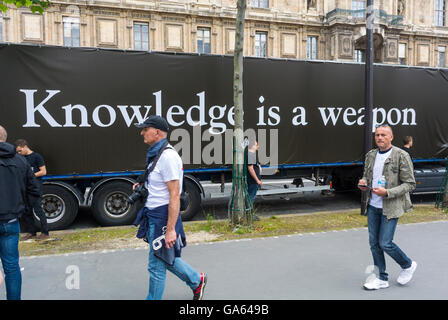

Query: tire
[
  {"left": 91, "top": 181, "right": 140, "bottom": 226},
  {"left": 180, "top": 179, "right": 201, "bottom": 221},
  {"left": 41, "top": 185, "right": 79, "bottom": 230}
]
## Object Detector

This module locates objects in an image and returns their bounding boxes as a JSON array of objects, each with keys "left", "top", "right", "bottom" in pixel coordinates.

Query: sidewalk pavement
[{"left": 1, "top": 220, "right": 448, "bottom": 300}]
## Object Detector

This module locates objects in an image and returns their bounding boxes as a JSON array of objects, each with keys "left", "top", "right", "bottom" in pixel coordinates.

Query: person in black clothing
[
  {"left": 246, "top": 139, "right": 262, "bottom": 204},
  {"left": 15, "top": 139, "right": 49, "bottom": 240},
  {"left": 0, "top": 125, "right": 40, "bottom": 300},
  {"left": 402, "top": 136, "right": 413, "bottom": 159}
]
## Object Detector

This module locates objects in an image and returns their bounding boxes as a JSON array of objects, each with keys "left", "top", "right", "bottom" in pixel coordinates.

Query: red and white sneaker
[{"left": 193, "top": 273, "right": 207, "bottom": 300}]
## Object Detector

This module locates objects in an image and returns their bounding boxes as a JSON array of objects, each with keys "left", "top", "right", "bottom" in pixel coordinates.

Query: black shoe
[
  {"left": 36, "top": 233, "right": 50, "bottom": 240},
  {"left": 20, "top": 233, "right": 36, "bottom": 241},
  {"left": 193, "top": 273, "right": 207, "bottom": 300}
]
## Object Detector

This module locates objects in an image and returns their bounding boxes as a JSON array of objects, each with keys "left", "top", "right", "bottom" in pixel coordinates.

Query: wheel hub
[{"left": 105, "top": 192, "right": 130, "bottom": 216}]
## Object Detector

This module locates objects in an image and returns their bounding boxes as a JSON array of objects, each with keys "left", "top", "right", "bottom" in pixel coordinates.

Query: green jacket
[{"left": 362, "top": 145, "right": 416, "bottom": 219}]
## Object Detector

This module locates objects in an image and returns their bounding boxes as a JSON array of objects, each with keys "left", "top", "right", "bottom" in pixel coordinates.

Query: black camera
[{"left": 127, "top": 184, "right": 148, "bottom": 205}]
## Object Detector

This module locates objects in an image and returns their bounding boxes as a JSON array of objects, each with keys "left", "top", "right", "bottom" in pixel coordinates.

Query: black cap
[{"left": 134, "top": 115, "right": 169, "bottom": 132}]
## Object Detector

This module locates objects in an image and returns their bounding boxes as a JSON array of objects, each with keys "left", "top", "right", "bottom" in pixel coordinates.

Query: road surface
[{"left": 3, "top": 218, "right": 447, "bottom": 300}]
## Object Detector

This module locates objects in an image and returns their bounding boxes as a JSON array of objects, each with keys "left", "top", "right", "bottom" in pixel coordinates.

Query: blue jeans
[
  {"left": 0, "top": 220, "right": 21, "bottom": 300},
  {"left": 367, "top": 205, "right": 412, "bottom": 281},
  {"left": 146, "top": 220, "right": 200, "bottom": 300},
  {"left": 247, "top": 184, "right": 259, "bottom": 204}
]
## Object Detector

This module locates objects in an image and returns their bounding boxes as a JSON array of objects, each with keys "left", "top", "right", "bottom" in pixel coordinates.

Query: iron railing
[
  {"left": 435, "top": 158, "right": 448, "bottom": 210},
  {"left": 326, "top": 8, "right": 403, "bottom": 26}
]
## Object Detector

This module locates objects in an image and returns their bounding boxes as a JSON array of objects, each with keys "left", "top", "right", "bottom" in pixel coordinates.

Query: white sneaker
[
  {"left": 363, "top": 277, "right": 389, "bottom": 290},
  {"left": 397, "top": 261, "right": 417, "bottom": 285}
]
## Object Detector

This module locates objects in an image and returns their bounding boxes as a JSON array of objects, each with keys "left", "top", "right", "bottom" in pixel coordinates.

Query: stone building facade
[{"left": 1, "top": 0, "right": 448, "bottom": 67}]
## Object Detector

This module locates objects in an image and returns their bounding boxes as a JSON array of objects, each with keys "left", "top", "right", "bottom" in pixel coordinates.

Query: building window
[
  {"left": 63, "top": 17, "right": 80, "bottom": 47},
  {"left": 307, "top": 36, "right": 317, "bottom": 60},
  {"left": 255, "top": 32, "right": 267, "bottom": 58},
  {"left": 0, "top": 17, "right": 3, "bottom": 43},
  {"left": 435, "top": 0, "right": 446, "bottom": 27},
  {"left": 197, "top": 27, "right": 211, "bottom": 54},
  {"left": 352, "top": 0, "right": 366, "bottom": 18},
  {"left": 251, "top": 0, "right": 268, "bottom": 9},
  {"left": 398, "top": 43, "right": 406, "bottom": 65},
  {"left": 354, "top": 49, "right": 365, "bottom": 62},
  {"left": 134, "top": 22, "right": 149, "bottom": 51},
  {"left": 438, "top": 46, "right": 446, "bottom": 67}
]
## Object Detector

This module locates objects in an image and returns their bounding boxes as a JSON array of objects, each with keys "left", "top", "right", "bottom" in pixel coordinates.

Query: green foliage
[{"left": 0, "top": 0, "right": 50, "bottom": 14}]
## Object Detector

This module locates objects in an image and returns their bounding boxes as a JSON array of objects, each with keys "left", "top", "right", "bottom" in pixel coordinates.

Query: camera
[{"left": 127, "top": 184, "right": 148, "bottom": 204}]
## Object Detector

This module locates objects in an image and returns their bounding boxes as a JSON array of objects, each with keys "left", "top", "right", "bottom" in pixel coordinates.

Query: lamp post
[
  {"left": 364, "top": 0, "right": 374, "bottom": 154},
  {"left": 361, "top": 0, "right": 374, "bottom": 216}
]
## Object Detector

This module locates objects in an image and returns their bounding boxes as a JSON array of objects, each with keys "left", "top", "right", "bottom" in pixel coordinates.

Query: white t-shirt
[
  {"left": 369, "top": 148, "right": 392, "bottom": 209},
  {"left": 145, "top": 147, "right": 183, "bottom": 209}
]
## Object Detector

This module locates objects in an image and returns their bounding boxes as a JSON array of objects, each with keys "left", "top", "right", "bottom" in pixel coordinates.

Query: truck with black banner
[{"left": 1, "top": 43, "right": 447, "bottom": 230}]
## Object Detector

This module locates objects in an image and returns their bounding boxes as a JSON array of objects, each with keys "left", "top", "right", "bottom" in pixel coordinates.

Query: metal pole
[
  {"left": 364, "top": 0, "right": 374, "bottom": 155},
  {"left": 361, "top": 0, "right": 374, "bottom": 216}
]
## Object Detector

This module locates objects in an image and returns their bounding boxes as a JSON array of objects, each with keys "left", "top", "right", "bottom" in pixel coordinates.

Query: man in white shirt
[
  {"left": 358, "top": 125, "right": 417, "bottom": 290},
  {"left": 134, "top": 115, "right": 206, "bottom": 300}
]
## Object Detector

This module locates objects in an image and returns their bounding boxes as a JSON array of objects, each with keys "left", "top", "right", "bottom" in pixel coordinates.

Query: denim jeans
[
  {"left": 247, "top": 184, "right": 259, "bottom": 204},
  {"left": 0, "top": 220, "right": 21, "bottom": 300},
  {"left": 367, "top": 205, "right": 412, "bottom": 281},
  {"left": 146, "top": 220, "right": 200, "bottom": 300}
]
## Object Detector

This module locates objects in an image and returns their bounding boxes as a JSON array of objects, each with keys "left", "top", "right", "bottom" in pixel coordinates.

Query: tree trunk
[{"left": 228, "top": 0, "right": 253, "bottom": 226}]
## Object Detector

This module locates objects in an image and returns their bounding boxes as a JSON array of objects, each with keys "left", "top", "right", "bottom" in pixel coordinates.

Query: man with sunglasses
[{"left": 358, "top": 124, "right": 417, "bottom": 290}]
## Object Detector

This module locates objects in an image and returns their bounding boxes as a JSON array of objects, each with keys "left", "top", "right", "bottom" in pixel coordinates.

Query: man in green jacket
[{"left": 358, "top": 124, "right": 417, "bottom": 290}]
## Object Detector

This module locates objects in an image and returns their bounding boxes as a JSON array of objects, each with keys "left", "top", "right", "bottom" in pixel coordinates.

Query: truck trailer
[{"left": 1, "top": 43, "right": 447, "bottom": 230}]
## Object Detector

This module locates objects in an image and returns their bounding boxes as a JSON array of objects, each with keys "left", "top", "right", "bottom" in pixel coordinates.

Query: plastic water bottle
[{"left": 377, "top": 175, "right": 386, "bottom": 188}]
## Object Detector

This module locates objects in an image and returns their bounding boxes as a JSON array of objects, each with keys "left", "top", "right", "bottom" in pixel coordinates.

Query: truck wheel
[
  {"left": 41, "top": 185, "right": 79, "bottom": 230},
  {"left": 180, "top": 180, "right": 201, "bottom": 221},
  {"left": 91, "top": 181, "right": 139, "bottom": 226}
]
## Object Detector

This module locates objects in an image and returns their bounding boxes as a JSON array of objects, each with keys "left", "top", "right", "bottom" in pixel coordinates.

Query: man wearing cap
[{"left": 133, "top": 115, "right": 207, "bottom": 300}]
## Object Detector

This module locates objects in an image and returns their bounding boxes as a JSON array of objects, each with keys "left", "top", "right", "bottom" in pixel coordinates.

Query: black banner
[{"left": 1, "top": 44, "right": 447, "bottom": 175}]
